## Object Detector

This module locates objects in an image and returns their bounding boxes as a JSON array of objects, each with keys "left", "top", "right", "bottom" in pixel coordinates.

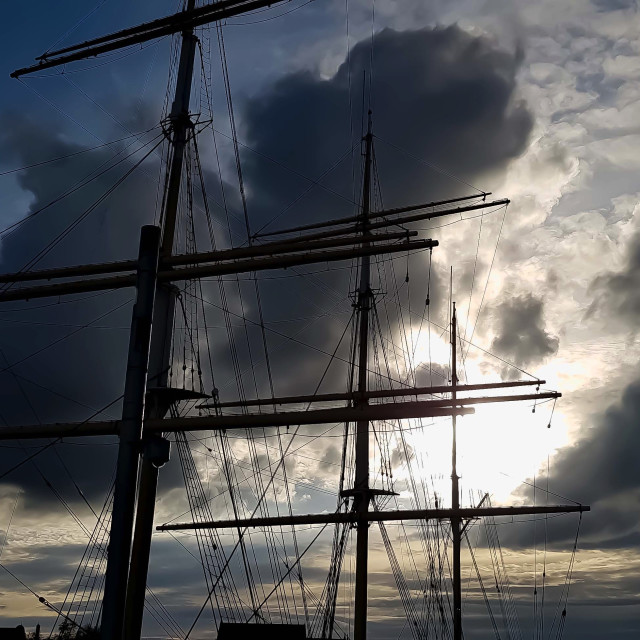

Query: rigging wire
[
  {"left": 178, "top": 76, "right": 301, "bottom": 620},
  {"left": 201, "top": 23, "right": 274, "bottom": 468},
  {"left": 540, "top": 456, "right": 550, "bottom": 640},
  {"left": 0, "top": 127, "right": 160, "bottom": 178},
  {"left": 464, "top": 204, "right": 509, "bottom": 360},
  {"left": 245, "top": 520, "right": 332, "bottom": 624},
  {"left": 0, "top": 492, "right": 19, "bottom": 560},
  {"left": 549, "top": 514, "right": 583, "bottom": 640},
  {"left": 0, "top": 296, "right": 132, "bottom": 376},
  {"left": 0, "top": 389, "right": 124, "bottom": 483},
  {"left": 17, "top": 79, "right": 105, "bottom": 143},
  {"left": 0, "top": 130, "right": 162, "bottom": 239},
  {"left": 0, "top": 289, "right": 118, "bottom": 314},
  {"left": 0, "top": 561, "right": 80, "bottom": 625},
  {"left": 465, "top": 532, "right": 502, "bottom": 640},
  {"left": 249, "top": 143, "right": 359, "bottom": 238},
  {"left": 164, "top": 421, "right": 346, "bottom": 526},
  {"left": 463, "top": 209, "right": 485, "bottom": 347},
  {"left": 50, "top": 484, "right": 114, "bottom": 637},
  {"left": 191, "top": 285, "right": 434, "bottom": 390},
  {"left": 2, "top": 367, "right": 118, "bottom": 418},
  {"left": 43, "top": 0, "right": 109, "bottom": 55},
  {"left": 402, "top": 306, "right": 540, "bottom": 381},
  {"left": 368, "top": 0, "right": 376, "bottom": 113},
  {"left": 64, "top": 75, "right": 151, "bottom": 141},
  {"left": 0, "top": 138, "right": 163, "bottom": 296},
  {"left": 225, "top": 0, "right": 315, "bottom": 25},
  {"left": 485, "top": 504, "right": 522, "bottom": 640},
  {"left": 170, "top": 306, "right": 359, "bottom": 629},
  {"left": 21, "top": 39, "right": 166, "bottom": 79},
  {"left": 373, "top": 134, "right": 486, "bottom": 195},
  {"left": 184, "top": 518, "right": 332, "bottom": 638}
]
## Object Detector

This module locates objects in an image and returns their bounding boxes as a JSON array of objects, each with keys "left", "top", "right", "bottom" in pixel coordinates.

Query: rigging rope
[
  {"left": 0, "top": 130, "right": 162, "bottom": 240},
  {"left": 0, "top": 491, "right": 19, "bottom": 560},
  {"left": 549, "top": 514, "right": 582, "bottom": 640}
]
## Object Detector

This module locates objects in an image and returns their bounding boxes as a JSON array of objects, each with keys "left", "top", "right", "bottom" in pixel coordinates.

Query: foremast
[{"left": 353, "top": 110, "right": 374, "bottom": 640}]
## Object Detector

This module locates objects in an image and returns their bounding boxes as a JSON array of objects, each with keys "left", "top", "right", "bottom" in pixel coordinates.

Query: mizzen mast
[{"left": 451, "top": 303, "right": 462, "bottom": 640}]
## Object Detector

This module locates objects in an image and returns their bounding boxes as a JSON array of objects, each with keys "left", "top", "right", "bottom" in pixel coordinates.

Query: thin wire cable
[
  {"left": 43, "top": 0, "right": 109, "bottom": 54},
  {"left": 0, "top": 492, "right": 19, "bottom": 559},
  {"left": 464, "top": 204, "right": 509, "bottom": 359},
  {"left": 0, "top": 389, "right": 124, "bottom": 482},
  {"left": 0, "top": 127, "right": 160, "bottom": 178},
  {"left": 0, "top": 130, "right": 162, "bottom": 238},
  {"left": 0, "top": 297, "right": 132, "bottom": 376},
  {"left": 374, "top": 134, "right": 486, "bottom": 194}
]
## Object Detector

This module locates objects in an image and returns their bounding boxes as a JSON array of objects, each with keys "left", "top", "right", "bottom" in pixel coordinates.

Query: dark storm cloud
[
  {"left": 415, "top": 362, "right": 448, "bottom": 387},
  {"left": 504, "top": 375, "right": 640, "bottom": 549},
  {"left": 489, "top": 294, "right": 558, "bottom": 373},
  {"left": 588, "top": 230, "right": 640, "bottom": 327},
  {"left": 241, "top": 25, "right": 533, "bottom": 232},
  {"left": 553, "top": 378, "right": 640, "bottom": 503},
  {"left": 0, "top": 25, "right": 533, "bottom": 517},
  {"left": 0, "top": 111, "right": 167, "bottom": 509},
  {"left": 232, "top": 25, "right": 533, "bottom": 398}
]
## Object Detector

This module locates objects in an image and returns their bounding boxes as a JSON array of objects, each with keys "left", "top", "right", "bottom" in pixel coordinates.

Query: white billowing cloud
[
  {"left": 603, "top": 53, "right": 640, "bottom": 77},
  {"left": 527, "top": 62, "right": 597, "bottom": 115},
  {"left": 586, "top": 133, "right": 640, "bottom": 168},
  {"left": 497, "top": 125, "right": 582, "bottom": 231}
]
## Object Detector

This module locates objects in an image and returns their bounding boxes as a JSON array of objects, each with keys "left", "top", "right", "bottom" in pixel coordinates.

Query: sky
[{"left": 0, "top": 0, "right": 639, "bottom": 638}]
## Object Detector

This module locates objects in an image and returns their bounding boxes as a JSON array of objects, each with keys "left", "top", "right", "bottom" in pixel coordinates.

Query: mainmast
[
  {"left": 353, "top": 110, "right": 374, "bottom": 640},
  {"left": 104, "top": 1, "right": 199, "bottom": 637},
  {"left": 123, "top": 1, "right": 199, "bottom": 637}
]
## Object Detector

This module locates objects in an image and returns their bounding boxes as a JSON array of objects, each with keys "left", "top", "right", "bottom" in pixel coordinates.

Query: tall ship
[{"left": 0, "top": 2, "right": 588, "bottom": 639}]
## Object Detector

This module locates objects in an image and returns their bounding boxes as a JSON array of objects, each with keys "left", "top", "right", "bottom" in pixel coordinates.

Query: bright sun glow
[{"left": 395, "top": 327, "right": 571, "bottom": 504}]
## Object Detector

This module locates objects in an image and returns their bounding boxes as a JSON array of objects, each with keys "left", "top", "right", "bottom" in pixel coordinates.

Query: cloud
[
  {"left": 235, "top": 24, "right": 534, "bottom": 397},
  {"left": 554, "top": 377, "right": 640, "bottom": 504},
  {"left": 0, "top": 24, "right": 535, "bottom": 518},
  {"left": 505, "top": 373, "right": 640, "bottom": 550},
  {"left": 489, "top": 294, "right": 559, "bottom": 373},
  {"left": 588, "top": 229, "right": 640, "bottom": 327},
  {"left": 0, "top": 22, "right": 537, "bottom": 631},
  {"left": 241, "top": 24, "right": 533, "bottom": 231}
]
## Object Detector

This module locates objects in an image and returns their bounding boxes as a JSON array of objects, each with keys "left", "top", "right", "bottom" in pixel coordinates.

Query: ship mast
[
  {"left": 353, "top": 110, "right": 374, "bottom": 640},
  {"left": 123, "top": 0, "right": 199, "bottom": 636},
  {"left": 451, "top": 303, "right": 462, "bottom": 640}
]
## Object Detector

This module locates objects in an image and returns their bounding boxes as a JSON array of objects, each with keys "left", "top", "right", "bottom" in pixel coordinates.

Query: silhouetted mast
[
  {"left": 451, "top": 303, "right": 462, "bottom": 640},
  {"left": 124, "top": 0, "right": 199, "bottom": 636},
  {"left": 353, "top": 110, "right": 374, "bottom": 640}
]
